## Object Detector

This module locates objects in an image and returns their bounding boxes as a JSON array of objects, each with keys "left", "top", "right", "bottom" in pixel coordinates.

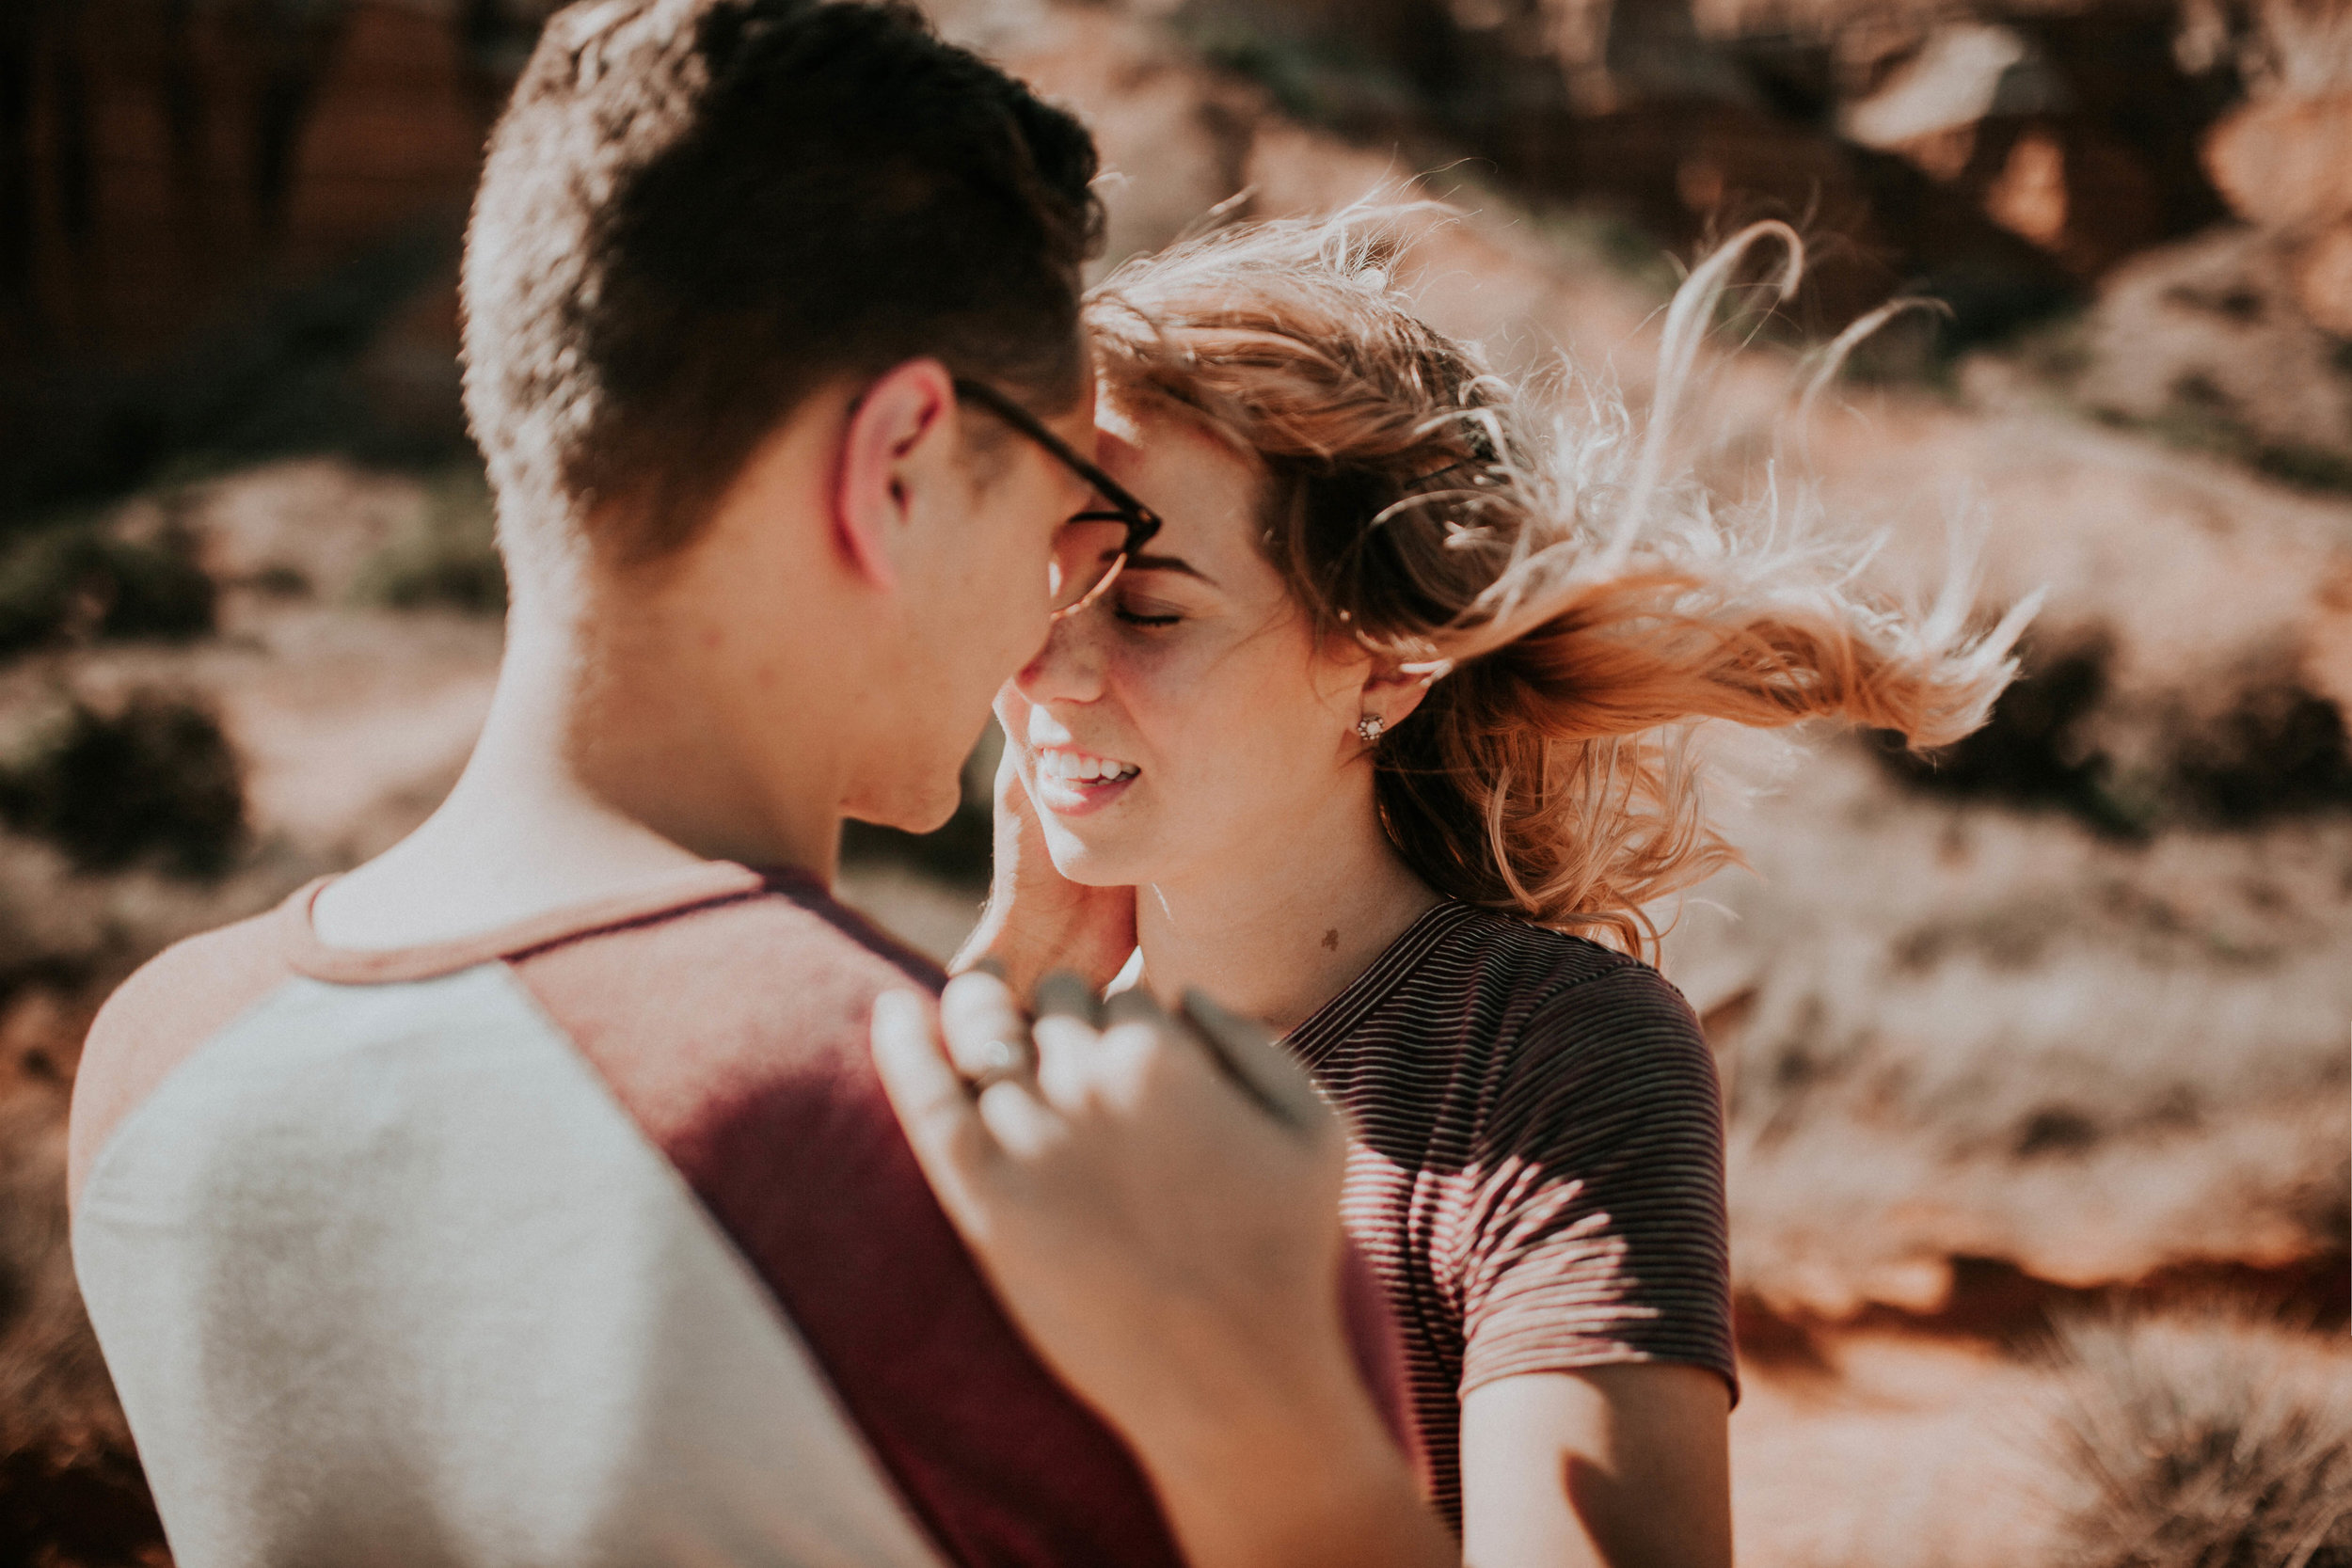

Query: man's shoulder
[
  {"left": 501, "top": 886, "right": 1202, "bottom": 1566},
  {"left": 511, "top": 873, "right": 944, "bottom": 1034},
  {"left": 68, "top": 869, "right": 948, "bottom": 1204},
  {"left": 653, "top": 872, "right": 946, "bottom": 994},
  {"left": 90, "top": 901, "right": 297, "bottom": 1037},
  {"left": 71, "top": 895, "right": 307, "bottom": 1205},
  {"left": 503, "top": 876, "right": 946, "bottom": 1145}
]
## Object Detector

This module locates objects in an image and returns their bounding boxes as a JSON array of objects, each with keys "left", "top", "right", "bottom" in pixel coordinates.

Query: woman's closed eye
[{"left": 1114, "top": 595, "right": 1185, "bottom": 627}]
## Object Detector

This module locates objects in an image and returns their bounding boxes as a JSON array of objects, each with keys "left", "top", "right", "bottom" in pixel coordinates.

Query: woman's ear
[
  {"left": 1361, "top": 660, "right": 1437, "bottom": 732},
  {"left": 834, "top": 357, "right": 959, "bottom": 592}
]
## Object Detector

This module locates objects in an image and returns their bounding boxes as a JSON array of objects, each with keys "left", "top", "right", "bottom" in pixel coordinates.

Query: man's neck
[
  {"left": 311, "top": 588, "right": 847, "bottom": 952},
  {"left": 1133, "top": 782, "right": 1439, "bottom": 1036}
]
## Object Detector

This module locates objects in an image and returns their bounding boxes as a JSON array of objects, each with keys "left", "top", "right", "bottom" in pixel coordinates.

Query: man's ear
[{"left": 834, "top": 358, "right": 960, "bottom": 592}]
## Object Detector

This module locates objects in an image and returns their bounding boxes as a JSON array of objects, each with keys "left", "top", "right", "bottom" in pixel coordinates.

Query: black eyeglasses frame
[{"left": 951, "top": 376, "right": 1164, "bottom": 616}]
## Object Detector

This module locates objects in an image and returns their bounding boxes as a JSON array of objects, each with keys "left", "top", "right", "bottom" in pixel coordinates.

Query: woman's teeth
[{"left": 1037, "top": 749, "right": 1139, "bottom": 784}]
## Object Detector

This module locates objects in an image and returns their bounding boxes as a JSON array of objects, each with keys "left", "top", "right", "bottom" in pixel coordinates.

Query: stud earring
[{"left": 1356, "top": 714, "right": 1386, "bottom": 743}]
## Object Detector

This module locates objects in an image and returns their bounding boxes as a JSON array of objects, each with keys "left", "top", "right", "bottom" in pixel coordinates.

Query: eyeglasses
[{"left": 953, "top": 377, "right": 1163, "bottom": 617}]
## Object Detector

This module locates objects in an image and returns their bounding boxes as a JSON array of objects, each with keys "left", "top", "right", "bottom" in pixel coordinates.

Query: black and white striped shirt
[{"left": 1289, "top": 900, "right": 1737, "bottom": 1528}]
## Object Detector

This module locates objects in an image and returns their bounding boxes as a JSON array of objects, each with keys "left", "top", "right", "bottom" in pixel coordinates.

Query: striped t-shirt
[{"left": 1290, "top": 899, "right": 1737, "bottom": 1528}]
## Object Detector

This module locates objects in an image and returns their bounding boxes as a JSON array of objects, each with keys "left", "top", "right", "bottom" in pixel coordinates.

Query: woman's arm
[
  {"left": 1461, "top": 1366, "right": 1731, "bottom": 1568},
  {"left": 1438, "top": 960, "right": 1736, "bottom": 1566},
  {"left": 871, "top": 971, "right": 1453, "bottom": 1568}
]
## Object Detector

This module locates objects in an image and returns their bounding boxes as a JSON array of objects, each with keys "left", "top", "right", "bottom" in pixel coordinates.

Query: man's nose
[{"left": 1015, "top": 612, "right": 1106, "bottom": 705}]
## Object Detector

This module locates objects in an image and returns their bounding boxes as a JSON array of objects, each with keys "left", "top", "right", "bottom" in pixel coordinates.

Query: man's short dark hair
[{"left": 462, "top": 0, "right": 1103, "bottom": 567}]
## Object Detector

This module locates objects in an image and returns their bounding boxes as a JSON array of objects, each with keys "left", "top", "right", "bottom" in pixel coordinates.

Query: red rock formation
[{"left": 2, "top": 0, "right": 528, "bottom": 371}]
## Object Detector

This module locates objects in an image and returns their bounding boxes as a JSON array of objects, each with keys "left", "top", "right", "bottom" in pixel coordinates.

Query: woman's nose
[{"left": 1014, "top": 611, "right": 1107, "bottom": 705}]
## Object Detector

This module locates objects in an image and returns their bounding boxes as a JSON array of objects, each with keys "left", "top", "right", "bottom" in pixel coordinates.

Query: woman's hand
[
  {"left": 950, "top": 744, "right": 1136, "bottom": 996},
  {"left": 870, "top": 970, "right": 1454, "bottom": 1568}
]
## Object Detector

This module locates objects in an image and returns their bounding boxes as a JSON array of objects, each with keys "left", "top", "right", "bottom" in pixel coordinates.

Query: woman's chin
[{"left": 1040, "top": 822, "right": 1147, "bottom": 890}]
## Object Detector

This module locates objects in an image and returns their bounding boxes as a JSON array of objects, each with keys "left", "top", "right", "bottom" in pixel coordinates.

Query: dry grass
[
  {"left": 1670, "top": 738, "right": 2351, "bottom": 1315},
  {"left": 2218, "top": 0, "right": 2352, "bottom": 101},
  {"left": 1730, "top": 1313, "right": 2352, "bottom": 1568},
  {"left": 2042, "top": 1309, "right": 2352, "bottom": 1568},
  {"left": 1649, "top": 347, "right": 2352, "bottom": 1323},
  {"left": 0, "top": 1000, "right": 166, "bottom": 1567},
  {"left": 1732, "top": 1335, "right": 2064, "bottom": 1568},
  {"left": 347, "top": 464, "right": 506, "bottom": 615}
]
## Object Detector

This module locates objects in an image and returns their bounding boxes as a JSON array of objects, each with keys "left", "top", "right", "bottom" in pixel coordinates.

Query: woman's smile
[{"left": 1027, "top": 743, "right": 1143, "bottom": 816}]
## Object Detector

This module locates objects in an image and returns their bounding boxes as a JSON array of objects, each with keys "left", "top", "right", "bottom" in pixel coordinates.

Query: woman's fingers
[
  {"left": 939, "top": 969, "right": 1037, "bottom": 1084},
  {"left": 906, "top": 970, "right": 1325, "bottom": 1178},
  {"left": 1089, "top": 985, "right": 1333, "bottom": 1139},
  {"left": 1033, "top": 970, "right": 1104, "bottom": 1028},
  {"left": 937, "top": 970, "right": 1064, "bottom": 1152},
  {"left": 869, "top": 990, "right": 997, "bottom": 1221},
  {"left": 1031, "top": 970, "right": 1105, "bottom": 1104}
]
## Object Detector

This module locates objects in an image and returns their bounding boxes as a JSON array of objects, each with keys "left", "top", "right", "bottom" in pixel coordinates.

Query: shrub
[
  {"left": 1881, "top": 636, "right": 2352, "bottom": 835},
  {"left": 0, "top": 694, "right": 246, "bottom": 879},
  {"left": 349, "top": 466, "right": 505, "bottom": 613},
  {"left": 2045, "top": 1311, "right": 2352, "bottom": 1568},
  {"left": 0, "top": 1076, "right": 164, "bottom": 1566},
  {"left": 0, "top": 524, "right": 215, "bottom": 657}
]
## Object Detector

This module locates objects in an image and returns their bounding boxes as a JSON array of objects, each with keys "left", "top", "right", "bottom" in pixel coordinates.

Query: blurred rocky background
[{"left": 2, "top": 0, "right": 2349, "bottom": 1562}]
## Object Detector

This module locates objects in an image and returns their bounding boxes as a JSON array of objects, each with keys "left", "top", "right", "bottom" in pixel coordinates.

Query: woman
[{"left": 883, "top": 215, "right": 2030, "bottom": 1566}]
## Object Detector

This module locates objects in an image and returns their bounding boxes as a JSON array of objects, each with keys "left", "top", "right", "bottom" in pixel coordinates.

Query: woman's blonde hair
[{"left": 1085, "top": 212, "right": 2034, "bottom": 960}]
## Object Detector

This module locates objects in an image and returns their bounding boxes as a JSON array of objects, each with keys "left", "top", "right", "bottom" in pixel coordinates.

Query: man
[{"left": 65, "top": 3, "right": 1422, "bottom": 1563}]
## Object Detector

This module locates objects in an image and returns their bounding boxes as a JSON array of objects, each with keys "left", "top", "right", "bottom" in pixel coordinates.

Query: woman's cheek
[
  {"left": 1116, "top": 645, "right": 1216, "bottom": 790},
  {"left": 1104, "top": 636, "right": 1194, "bottom": 717}
]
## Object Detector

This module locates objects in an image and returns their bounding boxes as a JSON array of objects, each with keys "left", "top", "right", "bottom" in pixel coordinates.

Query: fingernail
[
  {"left": 1103, "top": 985, "right": 1161, "bottom": 1023},
  {"left": 1034, "top": 970, "right": 1102, "bottom": 1023}
]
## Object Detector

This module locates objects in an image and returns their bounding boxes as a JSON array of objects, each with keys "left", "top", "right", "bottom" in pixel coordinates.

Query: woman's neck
[{"left": 1135, "top": 788, "right": 1441, "bottom": 1035}]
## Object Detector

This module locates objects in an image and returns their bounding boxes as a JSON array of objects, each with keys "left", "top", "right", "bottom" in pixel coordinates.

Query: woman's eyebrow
[{"left": 1125, "top": 553, "right": 1217, "bottom": 586}]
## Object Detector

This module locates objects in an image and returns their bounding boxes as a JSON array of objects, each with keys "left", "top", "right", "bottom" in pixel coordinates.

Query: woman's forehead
[{"left": 1096, "top": 404, "right": 1265, "bottom": 564}]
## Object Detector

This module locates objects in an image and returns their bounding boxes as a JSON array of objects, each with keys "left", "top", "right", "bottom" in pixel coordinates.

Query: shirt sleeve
[{"left": 1451, "top": 962, "right": 1737, "bottom": 1402}]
